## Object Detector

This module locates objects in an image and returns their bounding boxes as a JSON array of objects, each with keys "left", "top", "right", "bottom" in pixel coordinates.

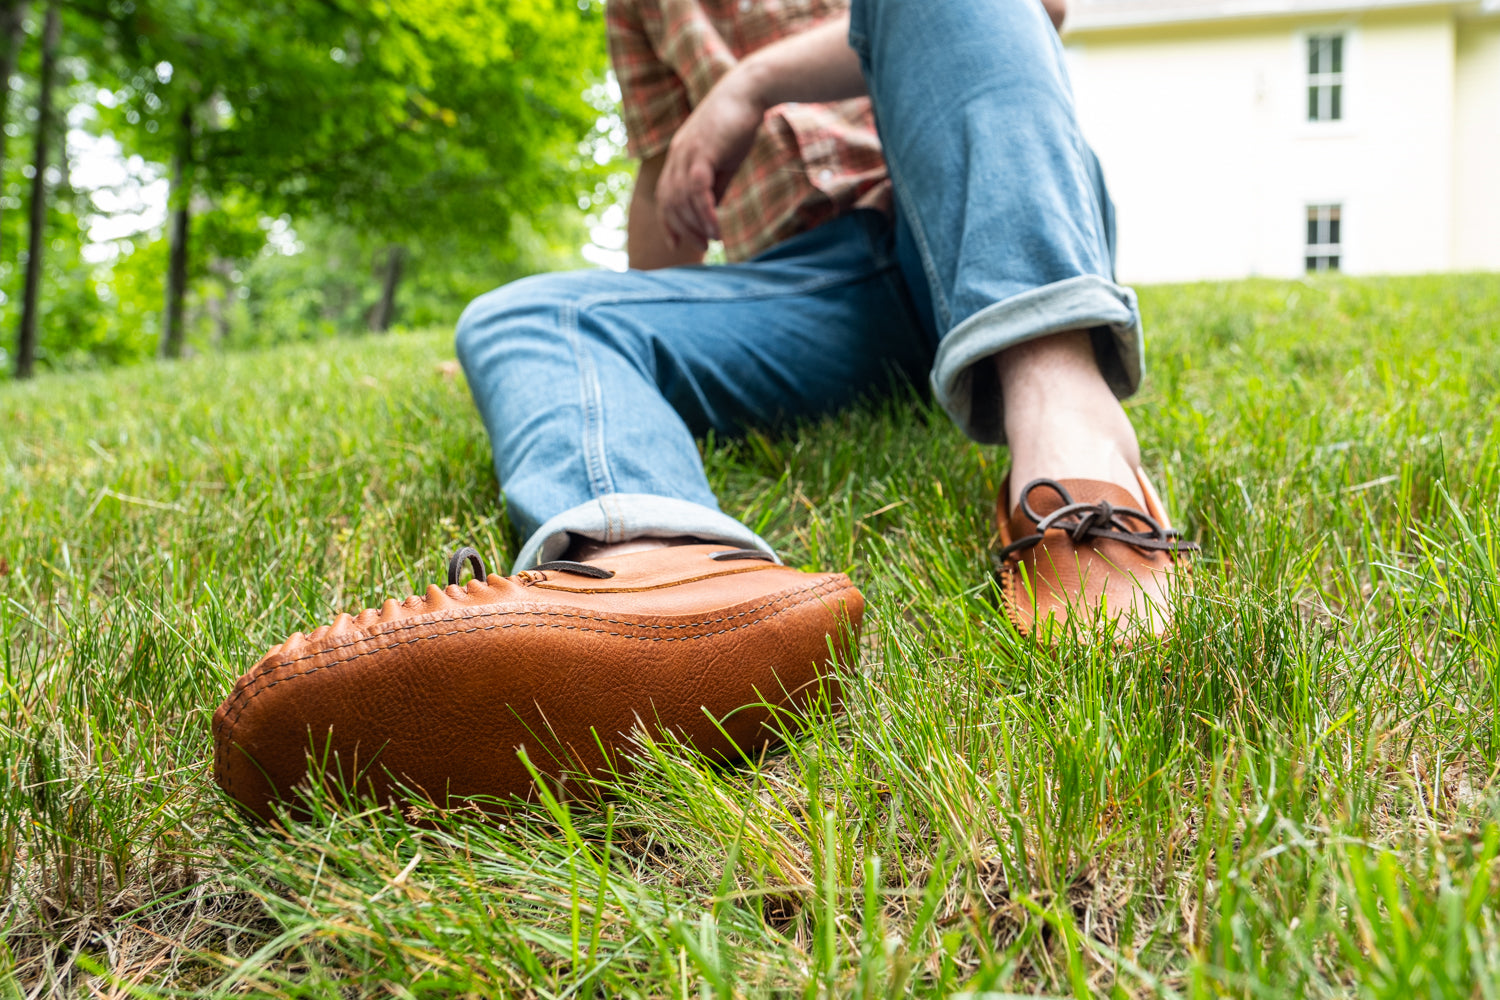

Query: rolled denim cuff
[
  {"left": 512, "top": 493, "right": 779, "bottom": 572},
  {"left": 930, "top": 274, "right": 1144, "bottom": 445}
]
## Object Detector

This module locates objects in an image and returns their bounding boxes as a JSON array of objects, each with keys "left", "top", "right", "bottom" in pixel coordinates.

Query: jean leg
[
  {"left": 457, "top": 269, "right": 750, "bottom": 570},
  {"left": 456, "top": 211, "right": 929, "bottom": 569},
  {"left": 851, "top": 0, "right": 1143, "bottom": 445}
]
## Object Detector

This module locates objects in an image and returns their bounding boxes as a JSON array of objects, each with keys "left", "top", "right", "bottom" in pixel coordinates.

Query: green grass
[{"left": 3, "top": 272, "right": 1500, "bottom": 997}]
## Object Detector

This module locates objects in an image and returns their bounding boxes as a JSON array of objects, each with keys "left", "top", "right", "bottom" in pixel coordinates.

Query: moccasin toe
[{"left": 994, "top": 472, "right": 1194, "bottom": 642}]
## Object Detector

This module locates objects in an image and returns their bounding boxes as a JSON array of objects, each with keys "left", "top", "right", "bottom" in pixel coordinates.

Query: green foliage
[
  {"left": 227, "top": 208, "right": 590, "bottom": 349},
  {"left": 2, "top": 0, "right": 616, "bottom": 375},
  {"left": 2, "top": 273, "right": 1499, "bottom": 995},
  {"left": 96, "top": 0, "right": 609, "bottom": 251}
]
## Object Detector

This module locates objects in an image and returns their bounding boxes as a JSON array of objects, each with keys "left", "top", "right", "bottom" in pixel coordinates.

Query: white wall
[
  {"left": 1350, "top": 14, "right": 1454, "bottom": 273},
  {"left": 1065, "top": 10, "right": 1459, "bottom": 283},
  {"left": 1453, "top": 19, "right": 1500, "bottom": 270}
]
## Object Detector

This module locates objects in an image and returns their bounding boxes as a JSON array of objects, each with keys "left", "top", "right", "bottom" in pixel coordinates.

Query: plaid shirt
[{"left": 608, "top": 0, "right": 892, "bottom": 262}]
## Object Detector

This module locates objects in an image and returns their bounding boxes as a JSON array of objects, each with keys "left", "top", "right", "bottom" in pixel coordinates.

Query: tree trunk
[
  {"left": 369, "top": 244, "right": 405, "bottom": 333},
  {"left": 159, "top": 104, "right": 193, "bottom": 359},
  {"left": 15, "top": 1, "right": 57, "bottom": 381},
  {"left": 206, "top": 257, "right": 233, "bottom": 344},
  {"left": 0, "top": 2, "right": 30, "bottom": 262}
]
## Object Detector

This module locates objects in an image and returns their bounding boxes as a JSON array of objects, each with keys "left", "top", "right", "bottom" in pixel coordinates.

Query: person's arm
[
  {"left": 655, "top": 13, "right": 865, "bottom": 249},
  {"left": 628, "top": 153, "right": 708, "bottom": 269},
  {"left": 607, "top": 0, "right": 705, "bottom": 265},
  {"left": 654, "top": 2, "right": 1067, "bottom": 248}
]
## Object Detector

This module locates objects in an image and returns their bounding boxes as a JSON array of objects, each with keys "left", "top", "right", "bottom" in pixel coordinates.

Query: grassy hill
[{"left": 2, "top": 273, "right": 1499, "bottom": 996}]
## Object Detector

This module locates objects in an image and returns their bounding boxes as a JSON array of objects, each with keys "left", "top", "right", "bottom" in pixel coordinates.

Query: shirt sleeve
[{"left": 607, "top": 0, "right": 692, "bottom": 161}]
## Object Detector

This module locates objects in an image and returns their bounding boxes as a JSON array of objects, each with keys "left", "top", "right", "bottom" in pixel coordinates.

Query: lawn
[{"left": 2, "top": 273, "right": 1499, "bottom": 997}]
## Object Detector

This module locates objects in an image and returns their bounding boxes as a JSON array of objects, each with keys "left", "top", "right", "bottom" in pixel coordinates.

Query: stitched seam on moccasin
[
  {"left": 218, "top": 581, "right": 859, "bottom": 738},
  {"left": 1000, "top": 562, "right": 1029, "bottom": 634},
  {"left": 247, "top": 576, "right": 851, "bottom": 685},
  {"left": 1000, "top": 550, "right": 1194, "bottom": 642}
]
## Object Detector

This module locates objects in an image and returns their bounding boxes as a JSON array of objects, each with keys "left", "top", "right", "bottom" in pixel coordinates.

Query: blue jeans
[{"left": 456, "top": 0, "right": 1143, "bottom": 570}]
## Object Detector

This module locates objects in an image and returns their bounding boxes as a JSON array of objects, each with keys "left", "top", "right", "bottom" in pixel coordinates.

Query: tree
[
  {"left": 312, "top": 0, "right": 608, "bottom": 328},
  {"left": 3, "top": 0, "right": 612, "bottom": 372},
  {"left": 14, "top": 0, "right": 57, "bottom": 379},
  {"left": 0, "top": 1, "right": 29, "bottom": 262},
  {"left": 158, "top": 101, "right": 191, "bottom": 357},
  {"left": 368, "top": 244, "right": 403, "bottom": 333},
  {"left": 107, "top": 0, "right": 606, "bottom": 348}
]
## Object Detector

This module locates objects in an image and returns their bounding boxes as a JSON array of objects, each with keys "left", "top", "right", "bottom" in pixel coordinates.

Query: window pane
[
  {"left": 1308, "top": 216, "right": 1319, "bottom": 245},
  {"left": 1306, "top": 256, "right": 1319, "bottom": 272},
  {"left": 1328, "top": 217, "right": 1341, "bottom": 245},
  {"left": 1330, "top": 84, "right": 1342, "bottom": 120},
  {"left": 1309, "top": 37, "right": 1320, "bottom": 74},
  {"left": 1330, "top": 35, "right": 1342, "bottom": 73},
  {"left": 1309, "top": 85, "right": 1320, "bottom": 121},
  {"left": 1328, "top": 255, "right": 1340, "bottom": 271}
]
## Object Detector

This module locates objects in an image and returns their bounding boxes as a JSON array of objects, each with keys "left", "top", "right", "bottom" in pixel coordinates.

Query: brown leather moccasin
[
  {"left": 995, "top": 472, "right": 1196, "bottom": 641},
  {"left": 212, "top": 544, "right": 862, "bottom": 821}
]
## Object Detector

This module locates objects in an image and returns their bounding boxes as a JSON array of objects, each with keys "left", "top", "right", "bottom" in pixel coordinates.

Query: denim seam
[
  {"left": 1072, "top": 132, "right": 1115, "bottom": 273},
  {"left": 563, "top": 301, "right": 615, "bottom": 500},
  {"left": 866, "top": 82, "right": 952, "bottom": 331},
  {"left": 598, "top": 494, "right": 615, "bottom": 542},
  {"left": 570, "top": 266, "right": 885, "bottom": 312}
]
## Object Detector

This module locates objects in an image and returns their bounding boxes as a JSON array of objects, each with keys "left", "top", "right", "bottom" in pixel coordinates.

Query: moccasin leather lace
[
  {"left": 447, "top": 546, "right": 489, "bottom": 585},
  {"left": 998, "top": 478, "right": 1200, "bottom": 563}
]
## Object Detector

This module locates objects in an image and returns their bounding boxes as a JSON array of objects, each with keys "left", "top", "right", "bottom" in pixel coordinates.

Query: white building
[{"left": 1063, "top": 0, "right": 1500, "bottom": 283}]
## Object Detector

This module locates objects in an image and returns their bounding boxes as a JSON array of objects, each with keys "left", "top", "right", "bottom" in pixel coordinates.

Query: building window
[
  {"left": 1306, "top": 204, "right": 1341, "bottom": 272},
  {"left": 1308, "top": 34, "right": 1343, "bottom": 121}
]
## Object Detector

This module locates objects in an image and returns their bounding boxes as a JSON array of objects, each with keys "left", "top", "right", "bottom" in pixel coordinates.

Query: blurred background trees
[{"left": 0, "top": 0, "right": 615, "bottom": 377}]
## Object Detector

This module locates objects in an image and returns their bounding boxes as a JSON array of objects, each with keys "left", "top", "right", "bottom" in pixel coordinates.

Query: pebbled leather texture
[
  {"left": 995, "top": 471, "right": 1189, "bottom": 639},
  {"left": 212, "top": 544, "right": 863, "bottom": 821}
]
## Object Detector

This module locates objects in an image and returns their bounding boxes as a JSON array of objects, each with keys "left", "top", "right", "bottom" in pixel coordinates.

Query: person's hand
[{"left": 656, "top": 66, "right": 768, "bottom": 250}]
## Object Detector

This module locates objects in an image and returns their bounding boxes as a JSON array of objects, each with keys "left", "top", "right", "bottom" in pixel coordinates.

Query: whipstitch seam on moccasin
[
  {"left": 997, "top": 551, "right": 1191, "bottom": 635},
  {"left": 999, "top": 563, "right": 1031, "bottom": 633},
  {"left": 219, "top": 581, "right": 859, "bottom": 735},
  {"left": 237, "top": 576, "right": 850, "bottom": 686}
]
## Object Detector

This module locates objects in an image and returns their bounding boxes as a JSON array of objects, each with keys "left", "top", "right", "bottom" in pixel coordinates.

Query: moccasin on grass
[
  {"left": 995, "top": 471, "right": 1196, "bottom": 641},
  {"left": 212, "top": 544, "right": 862, "bottom": 821}
]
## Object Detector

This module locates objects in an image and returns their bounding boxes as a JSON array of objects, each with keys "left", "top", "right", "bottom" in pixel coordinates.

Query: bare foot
[
  {"left": 564, "top": 534, "right": 701, "bottom": 562},
  {"left": 996, "top": 329, "right": 1143, "bottom": 509}
]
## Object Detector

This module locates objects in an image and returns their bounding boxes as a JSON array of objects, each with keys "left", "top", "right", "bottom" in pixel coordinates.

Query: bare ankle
[{"left": 995, "top": 330, "right": 1143, "bottom": 508}]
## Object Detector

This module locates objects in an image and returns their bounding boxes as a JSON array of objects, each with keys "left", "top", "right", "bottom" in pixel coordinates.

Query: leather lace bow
[{"left": 999, "top": 478, "right": 1200, "bottom": 563}]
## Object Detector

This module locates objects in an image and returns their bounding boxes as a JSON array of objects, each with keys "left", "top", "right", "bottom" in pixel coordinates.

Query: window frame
[
  {"left": 1295, "top": 25, "right": 1358, "bottom": 135},
  {"left": 1306, "top": 33, "right": 1344, "bottom": 122},
  {"left": 1305, "top": 203, "right": 1343, "bottom": 273}
]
